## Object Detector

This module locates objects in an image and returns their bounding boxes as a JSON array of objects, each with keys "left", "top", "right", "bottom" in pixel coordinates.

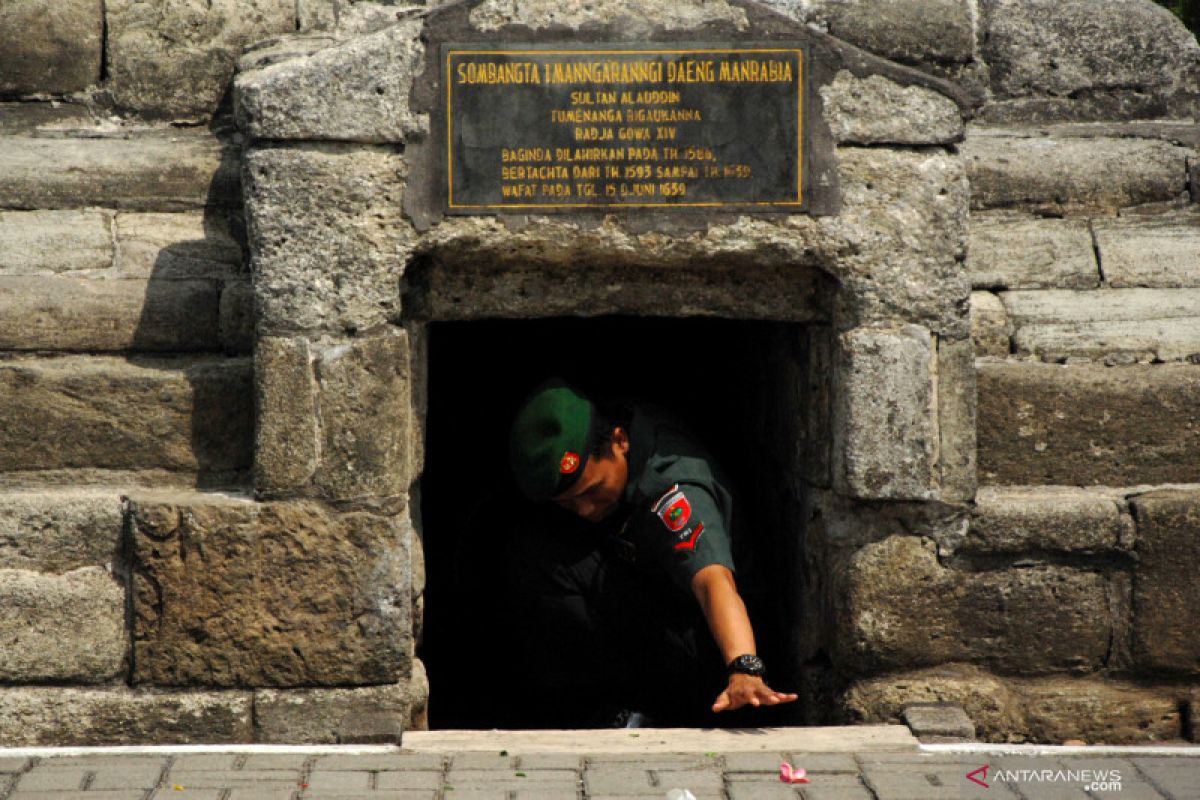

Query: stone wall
[{"left": 0, "top": 0, "right": 1197, "bottom": 745}]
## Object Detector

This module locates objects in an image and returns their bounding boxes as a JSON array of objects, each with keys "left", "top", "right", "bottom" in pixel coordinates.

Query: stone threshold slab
[{"left": 403, "top": 726, "right": 919, "bottom": 754}]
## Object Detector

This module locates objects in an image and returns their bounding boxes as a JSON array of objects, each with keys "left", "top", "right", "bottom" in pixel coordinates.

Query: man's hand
[{"left": 712, "top": 673, "right": 798, "bottom": 713}]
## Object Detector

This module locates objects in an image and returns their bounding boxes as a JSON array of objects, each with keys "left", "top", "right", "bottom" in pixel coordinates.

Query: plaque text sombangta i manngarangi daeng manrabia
[{"left": 444, "top": 45, "right": 805, "bottom": 212}]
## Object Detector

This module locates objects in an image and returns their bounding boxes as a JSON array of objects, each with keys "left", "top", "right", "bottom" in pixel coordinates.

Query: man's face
[{"left": 551, "top": 428, "right": 630, "bottom": 523}]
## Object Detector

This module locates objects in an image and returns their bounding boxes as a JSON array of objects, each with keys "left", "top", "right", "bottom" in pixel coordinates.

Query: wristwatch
[{"left": 727, "top": 654, "right": 766, "bottom": 678}]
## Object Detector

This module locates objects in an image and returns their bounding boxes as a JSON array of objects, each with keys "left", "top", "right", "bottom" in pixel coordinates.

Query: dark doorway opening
[{"left": 417, "top": 316, "right": 817, "bottom": 729}]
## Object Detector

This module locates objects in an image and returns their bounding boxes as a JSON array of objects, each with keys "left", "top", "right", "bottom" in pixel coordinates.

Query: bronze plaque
[{"left": 444, "top": 44, "right": 805, "bottom": 212}]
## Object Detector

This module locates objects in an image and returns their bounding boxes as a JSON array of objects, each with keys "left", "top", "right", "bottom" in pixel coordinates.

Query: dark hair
[{"left": 589, "top": 398, "right": 633, "bottom": 457}]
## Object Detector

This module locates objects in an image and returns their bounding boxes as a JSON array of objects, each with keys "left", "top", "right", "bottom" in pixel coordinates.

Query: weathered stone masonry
[{"left": 0, "top": 0, "right": 1197, "bottom": 744}]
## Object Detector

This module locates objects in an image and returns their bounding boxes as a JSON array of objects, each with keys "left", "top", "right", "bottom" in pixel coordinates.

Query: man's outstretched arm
[{"left": 690, "top": 564, "right": 798, "bottom": 713}]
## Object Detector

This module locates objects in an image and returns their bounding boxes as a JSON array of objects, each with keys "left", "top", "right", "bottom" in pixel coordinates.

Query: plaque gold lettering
[{"left": 446, "top": 45, "right": 805, "bottom": 210}]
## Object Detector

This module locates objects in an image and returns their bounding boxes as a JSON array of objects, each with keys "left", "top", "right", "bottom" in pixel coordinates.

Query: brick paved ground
[{"left": 1, "top": 749, "right": 1199, "bottom": 800}]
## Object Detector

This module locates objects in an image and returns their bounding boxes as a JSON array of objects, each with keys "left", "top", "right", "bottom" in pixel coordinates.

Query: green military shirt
[{"left": 613, "top": 403, "right": 740, "bottom": 593}]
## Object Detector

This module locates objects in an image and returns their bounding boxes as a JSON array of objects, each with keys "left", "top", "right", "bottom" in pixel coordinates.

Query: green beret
[{"left": 509, "top": 379, "right": 595, "bottom": 503}]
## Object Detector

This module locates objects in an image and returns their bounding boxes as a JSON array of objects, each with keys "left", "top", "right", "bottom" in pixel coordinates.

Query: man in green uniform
[{"left": 506, "top": 378, "right": 796, "bottom": 726}]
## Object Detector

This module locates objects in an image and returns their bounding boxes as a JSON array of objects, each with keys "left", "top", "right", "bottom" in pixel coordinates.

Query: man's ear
[{"left": 611, "top": 426, "right": 631, "bottom": 456}]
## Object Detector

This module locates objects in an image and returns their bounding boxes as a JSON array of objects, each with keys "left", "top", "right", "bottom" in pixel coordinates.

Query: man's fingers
[{"left": 712, "top": 691, "right": 732, "bottom": 712}]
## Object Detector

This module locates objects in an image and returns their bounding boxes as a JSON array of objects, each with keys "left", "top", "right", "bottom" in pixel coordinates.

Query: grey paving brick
[
  {"left": 587, "top": 754, "right": 714, "bottom": 769},
  {"left": 148, "top": 790, "right": 224, "bottom": 800},
  {"left": 1010, "top": 785, "right": 1091, "bottom": 800},
  {"left": 584, "top": 766, "right": 655, "bottom": 794},
  {"left": 317, "top": 753, "right": 446, "bottom": 771},
  {"left": 167, "top": 769, "right": 300, "bottom": 787},
  {"left": 242, "top": 753, "right": 312, "bottom": 771},
  {"left": 38, "top": 756, "right": 169, "bottom": 768},
  {"left": 1090, "top": 781, "right": 1167, "bottom": 800},
  {"left": 863, "top": 764, "right": 1020, "bottom": 800},
  {"left": 588, "top": 794, "right": 723, "bottom": 800},
  {"left": 1134, "top": 759, "right": 1200, "bottom": 800},
  {"left": 508, "top": 790, "right": 583, "bottom": 800},
  {"left": 300, "top": 794, "right": 437, "bottom": 800},
  {"left": 13, "top": 767, "right": 89, "bottom": 791},
  {"left": 434, "top": 790, "right": 508, "bottom": 800},
  {"left": 167, "top": 754, "right": 240, "bottom": 771},
  {"left": 787, "top": 754, "right": 860, "bottom": 773},
  {"left": 375, "top": 770, "right": 444, "bottom": 790},
  {"left": 723, "top": 751, "right": 788, "bottom": 772},
  {"left": 10, "top": 793, "right": 146, "bottom": 800},
  {"left": 801, "top": 777, "right": 876, "bottom": 800},
  {"left": 857, "top": 752, "right": 965, "bottom": 765},
  {"left": 305, "top": 770, "right": 373, "bottom": 791},
  {"left": 89, "top": 765, "right": 166, "bottom": 789},
  {"left": 728, "top": 782, "right": 803, "bottom": 800},
  {"left": 515, "top": 753, "right": 583, "bottom": 770},
  {"left": 655, "top": 768, "right": 724, "bottom": 791},
  {"left": 0, "top": 756, "right": 28, "bottom": 772},
  {"left": 449, "top": 753, "right": 518, "bottom": 770}
]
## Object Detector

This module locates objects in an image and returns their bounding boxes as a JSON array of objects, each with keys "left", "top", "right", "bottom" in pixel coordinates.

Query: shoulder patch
[
  {"left": 650, "top": 484, "right": 679, "bottom": 513},
  {"left": 655, "top": 489, "right": 692, "bottom": 532},
  {"left": 673, "top": 522, "right": 704, "bottom": 551}
]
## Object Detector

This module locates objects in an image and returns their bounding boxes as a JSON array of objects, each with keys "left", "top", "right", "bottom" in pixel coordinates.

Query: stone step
[
  {"left": 964, "top": 124, "right": 1195, "bottom": 214},
  {"left": 0, "top": 125, "right": 241, "bottom": 212},
  {"left": 0, "top": 354, "right": 253, "bottom": 478},
  {"left": 969, "top": 209, "right": 1200, "bottom": 291},
  {"left": 0, "top": 210, "right": 249, "bottom": 353},
  {"left": 976, "top": 361, "right": 1200, "bottom": 486}
]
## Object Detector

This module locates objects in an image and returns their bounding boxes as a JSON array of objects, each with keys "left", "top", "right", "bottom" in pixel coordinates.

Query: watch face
[{"left": 730, "top": 654, "right": 766, "bottom": 676}]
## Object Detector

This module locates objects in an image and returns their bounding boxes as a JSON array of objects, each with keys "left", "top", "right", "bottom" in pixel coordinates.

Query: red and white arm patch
[
  {"left": 655, "top": 489, "right": 691, "bottom": 532},
  {"left": 673, "top": 522, "right": 704, "bottom": 552}
]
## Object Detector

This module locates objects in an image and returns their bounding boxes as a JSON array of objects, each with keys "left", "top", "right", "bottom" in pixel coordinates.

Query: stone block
[
  {"left": 979, "top": 0, "right": 1200, "bottom": 121},
  {"left": 255, "top": 337, "right": 320, "bottom": 496},
  {"left": 0, "top": 567, "right": 126, "bottom": 683},
  {"left": 901, "top": 704, "right": 975, "bottom": 741},
  {"left": 968, "top": 215, "right": 1098, "bottom": 290},
  {"left": 0, "top": 0, "right": 102, "bottom": 95},
  {"left": 0, "top": 276, "right": 221, "bottom": 352},
  {"left": 977, "top": 363, "right": 1200, "bottom": 486},
  {"left": 845, "top": 665, "right": 1187, "bottom": 744},
  {"left": 964, "top": 133, "right": 1190, "bottom": 214},
  {"left": 1015, "top": 677, "right": 1183, "bottom": 744},
  {"left": 936, "top": 336, "right": 977, "bottom": 502},
  {"left": 765, "top": 0, "right": 974, "bottom": 66},
  {"left": 419, "top": 261, "right": 831, "bottom": 324},
  {"left": 468, "top": 0, "right": 749, "bottom": 33},
  {"left": 0, "top": 211, "right": 112, "bottom": 275},
  {"left": 843, "top": 664, "right": 1024, "bottom": 742},
  {"left": 106, "top": 0, "right": 296, "bottom": 121},
  {"left": 220, "top": 277, "right": 254, "bottom": 355},
  {"left": 0, "top": 356, "right": 252, "bottom": 475},
  {"left": 970, "top": 291, "right": 1010, "bottom": 357},
  {"left": 235, "top": 20, "right": 427, "bottom": 143},
  {"left": 0, "top": 133, "right": 240, "bottom": 212},
  {"left": 1130, "top": 490, "right": 1200, "bottom": 674},
  {"left": 297, "top": 0, "right": 337, "bottom": 31},
  {"left": 1003, "top": 288, "right": 1200, "bottom": 363},
  {"left": 1094, "top": 211, "right": 1200, "bottom": 288},
  {"left": 255, "top": 676, "right": 424, "bottom": 743},
  {"left": 312, "top": 330, "right": 412, "bottom": 502},
  {"left": 833, "top": 326, "right": 937, "bottom": 501},
  {"left": 0, "top": 489, "right": 124, "bottom": 572},
  {"left": 831, "top": 147, "right": 970, "bottom": 338},
  {"left": 835, "top": 536, "right": 1111, "bottom": 674},
  {"left": 820, "top": 71, "right": 963, "bottom": 146},
  {"left": 114, "top": 213, "right": 242, "bottom": 280},
  {"left": 0, "top": 687, "right": 252, "bottom": 746},
  {"left": 243, "top": 144, "right": 413, "bottom": 335},
  {"left": 129, "top": 494, "right": 412, "bottom": 687},
  {"left": 967, "top": 487, "right": 1133, "bottom": 555}
]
